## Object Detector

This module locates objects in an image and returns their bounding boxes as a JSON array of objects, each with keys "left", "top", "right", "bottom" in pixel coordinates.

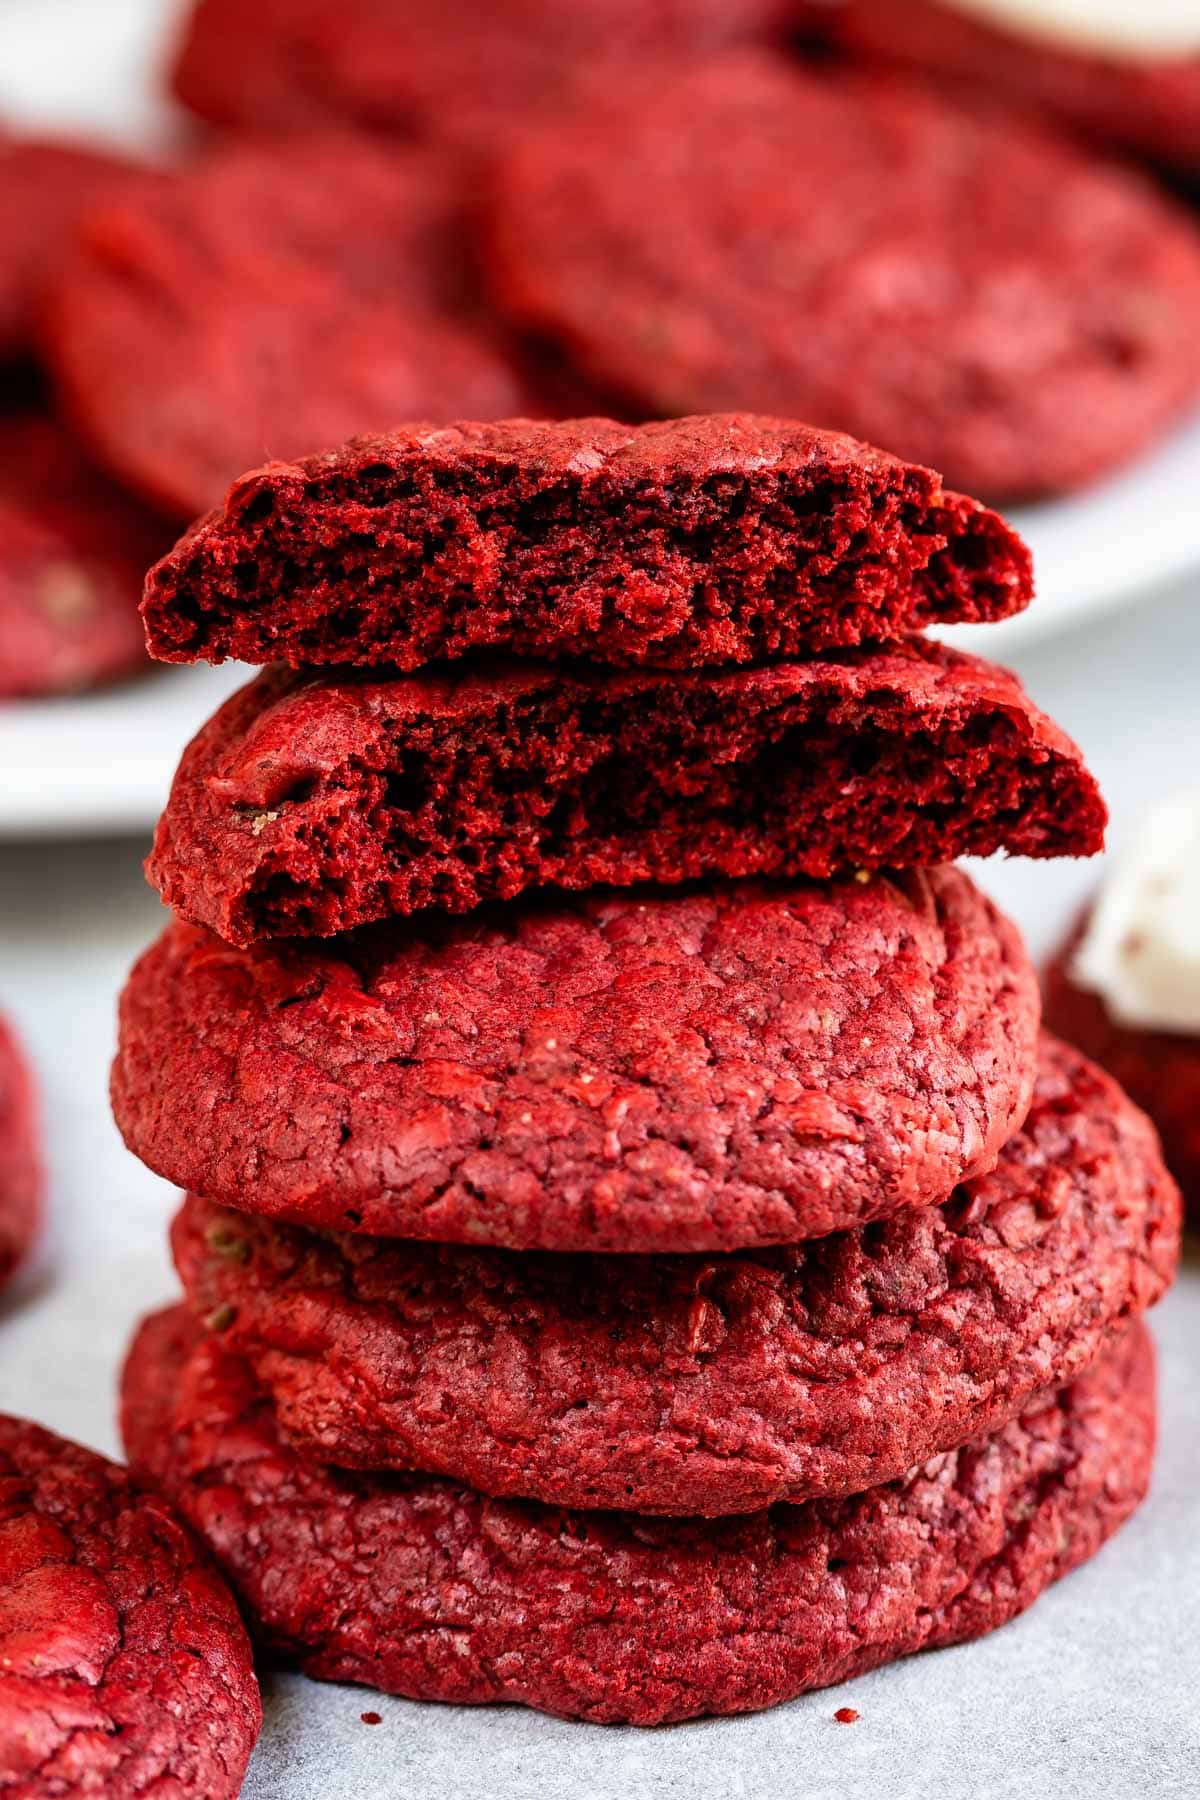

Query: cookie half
[
  {"left": 146, "top": 644, "right": 1103, "bottom": 945},
  {"left": 140, "top": 413, "right": 1032, "bottom": 667},
  {"left": 0, "top": 1014, "right": 40, "bottom": 1292},
  {"left": 173, "top": 1036, "right": 1179, "bottom": 1515},
  {"left": 0, "top": 1411, "right": 259, "bottom": 1795},
  {"left": 487, "top": 53, "right": 1200, "bottom": 499},
  {"left": 121, "top": 1307, "right": 1155, "bottom": 1726},
  {"left": 113, "top": 868, "right": 1039, "bottom": 1252}
]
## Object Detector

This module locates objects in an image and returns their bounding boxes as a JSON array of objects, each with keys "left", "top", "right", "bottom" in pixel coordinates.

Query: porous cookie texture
[
  {"left": 0, "top": 1412, "right": 260, "bottom": 1796},
  {"left": 45, "top": 136, "right": 527, "bottom": 520},
  {"left": 487, "top": 53, "right": 1200, "bottom": 498},
  {"left": 173, "top": 1036, "right": 1179, "bottom": 1515},
  {"left": 121, "top": 1308, "right": 1155, "bottom": 1726},
  {"left": 170, "top": 0, "right": 794, "bottom": 146},
  {"left": 140, "top": 413, "right": 1031, "bottom": 667},
  {"left": 820, "top": 0, "right": 1200, "bottom": 175},
  {"left": 146, "top": 643, "right": 1104, "bottom": 945},
  {"left": 0, "top": 1014, "right": 40, "bottom": 1292},
  {"left": 1045, "top": 918, "right": 1200, "bottom": 1218},
  {"left": 0, "top": 412, "right": 162, "bottom": 698},
  {"left": 113, "top": 869, "right": 1040, "bottom": 1253}
]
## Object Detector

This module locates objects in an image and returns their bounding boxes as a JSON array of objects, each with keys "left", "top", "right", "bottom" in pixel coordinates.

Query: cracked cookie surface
[
  {"left": 121, "top": 1307, "right": 1155, "bottom": 1725},
  {"left": 173, "top": 1036, "right": 1179, "bottom": 1514},
  {"left": 0, "top": 1411, "right": 259, "bottom": 1796},
  {"left": 113, "top": 867, "right": 1039, "bottom": 1252}
]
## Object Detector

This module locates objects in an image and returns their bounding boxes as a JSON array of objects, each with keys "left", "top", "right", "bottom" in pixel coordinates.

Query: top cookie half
[{"left": 141, "top": 414, "right": 1031, "bottom": 670}]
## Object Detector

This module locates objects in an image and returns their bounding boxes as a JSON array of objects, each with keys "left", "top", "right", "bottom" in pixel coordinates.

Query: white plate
[
  {"left": 2, "top": 0, "right": 1200, "bottom": 837},
  {"left": 941, "top": 403, "right": 1200, "bottom": 656},
  {"left": 0, "top": 663, "right": 250, "bottom": 837}
]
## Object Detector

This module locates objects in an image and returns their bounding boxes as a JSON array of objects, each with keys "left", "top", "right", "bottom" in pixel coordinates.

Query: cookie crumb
[{"left": 835, "top": 1707, "right": 859, "bottom": 1724}]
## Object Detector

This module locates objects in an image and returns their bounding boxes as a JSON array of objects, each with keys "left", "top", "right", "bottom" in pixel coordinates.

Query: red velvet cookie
[
  {"left": 0, "top": 411, "right": 162, "bottom": 697},
  {"left": 141, "top": 413, "right": 1032, "bottom": 669},
  {"left": 0, "top": 1411, "right": 260, "bottom": 1795},
  {"left": 0, "top": 1015, "right": 40, "bottom": 1293},
  {"left": 173, "top": 1034, "right": 1179, "bottom": 1515},
  {"left": 113, "top": 868, "right": 1039, "bottom": 1253},
  {"left": 147, "top": 643, "right": 1104, "bottom": 946},
  {"left": 1045, "top": 917, "right": 1200, "bottom": 1220},
  {"left": 487, "top": 54, "right": 1200, "bottom": 500},
  {"left": 171, "top": 0, "right": 792, "bottom": 146},
  {"left": 46, "top": 136, "right": 527, "bottom": 520},
  {"left": 818, "top": 1, "right": 1200, "bottom": 176},
  {"left": 0, "top": 135, "right": 140, "bottom": 364},
  {"left": 121, "top": 1306, "right": 1155, "bottom": 1726}
]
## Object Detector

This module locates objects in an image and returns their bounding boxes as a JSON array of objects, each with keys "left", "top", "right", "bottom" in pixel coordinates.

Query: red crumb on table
[
  {"left": 360, "top": 1711, "right": 382, "bottom": 1726},
  {"left": 835, "top": 1707, "right": 860, "bottom": 1724}
]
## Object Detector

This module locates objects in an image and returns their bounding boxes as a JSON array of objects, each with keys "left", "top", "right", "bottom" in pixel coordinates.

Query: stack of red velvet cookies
[{"left": 112, "top": 415, "right": 1180, "bottom": 1725}]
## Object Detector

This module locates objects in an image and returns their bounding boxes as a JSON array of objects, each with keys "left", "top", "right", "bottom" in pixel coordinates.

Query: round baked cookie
[
  {"left": 173, "top": 1035, "right": 1179, "bottom": 1515},
  {"left": 487, "top": 52, "right": 1200, "bottom": 500},
  {"left": 0, "top": 1014, "right": 40, "bottom": 1293},
  {"left": 0, "top": 135, "right": 141, "bottom": 364},
  {"left": 145, "top": 644, "right": 1104, "bottom": 946},
  {"left": 1046, "top": 920, "right": 1200, "bottom": 1220},
  {"left": 817, "top": 1, "right": 1200, "bottom": 176},
  {"left": 121, "top": 1306, "right": 1155, "bottom": 1726},
  {"left": 113, "top": 868, "right": 1040, "bottom": 1253},
  {"left": 171, "top": 0, "right": 793, "bottom": 146},
  {"left": 0, "top": 411, "right": 161, "bottom": 697},
  {"left": 46, "top": 135, "right": 528, "bottom": 519},
  {"left": 0, "top": 1411, "right": 260, "bottom": 1795}
]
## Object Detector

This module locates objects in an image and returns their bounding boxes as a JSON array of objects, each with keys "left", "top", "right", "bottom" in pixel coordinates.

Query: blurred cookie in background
[
  {"left": 0, "top": 134, "right": 143, "bottom": 367},
  {"left": 169, "top": 0, "right": 795, "bottom": 147},
  {"left": 486, "top": 51, "right": 1200, "bottom": 501},
  {"left": 804, "top": 1, "right": 1200, "bottom": 178},
  {"left": 0, "top": 411, "right": 164, "bottom": 697},
  {"left": 0, "top": 132, "right": 164, "bottom": 697},
  {"left": 45, "top": 134, "right": 535, "bottom": 519},
  {"left": 0, "top": 1012, "right": 40, "bottom": 1293},
  {"left": 1045, "top": 790, "right": 1200, "bottom": 1221}
]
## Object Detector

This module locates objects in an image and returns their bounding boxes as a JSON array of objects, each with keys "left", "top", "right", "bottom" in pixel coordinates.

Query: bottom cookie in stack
[{"left": 123, "top": 1309, "right": 1154, "bottom": 1726}]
